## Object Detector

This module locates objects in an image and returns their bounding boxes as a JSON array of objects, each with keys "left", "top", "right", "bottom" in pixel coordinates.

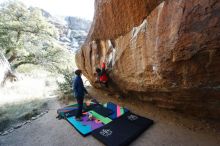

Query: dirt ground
[{"left": 0, "top": 86, "right": 220, "bottom": 146}]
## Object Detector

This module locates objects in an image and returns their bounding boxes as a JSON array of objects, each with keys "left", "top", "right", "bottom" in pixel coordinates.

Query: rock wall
[{"left": 76, "top": 0, "right": 220, "bottom": 119}]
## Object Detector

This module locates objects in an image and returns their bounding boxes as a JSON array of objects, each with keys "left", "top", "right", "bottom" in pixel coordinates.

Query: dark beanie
[{"left": 75, "top": 69, "right": 82, "bottom": 76}]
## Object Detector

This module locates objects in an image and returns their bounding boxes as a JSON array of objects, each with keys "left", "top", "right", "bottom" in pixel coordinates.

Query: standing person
[{"left": 73, "top": 69, "right": 88, "bottom": 121}]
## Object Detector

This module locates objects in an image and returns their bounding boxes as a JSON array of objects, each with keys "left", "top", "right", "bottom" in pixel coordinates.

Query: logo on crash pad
[
  {"left": 127, "top": 114, "right": 138, "bottom": 121},
  {"left": 100, "top": 129, "right": 112, "bottom": 137}
]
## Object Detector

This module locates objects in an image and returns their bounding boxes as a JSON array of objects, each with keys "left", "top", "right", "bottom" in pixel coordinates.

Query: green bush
[{"left": 56, "top": 69, "right": 74, "bottom": 101}]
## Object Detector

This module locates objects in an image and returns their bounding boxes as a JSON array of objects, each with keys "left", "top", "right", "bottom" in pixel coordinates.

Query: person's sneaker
[
  {"left": 75, "top": 117, "right": 82, "bottom": 121},
  {"left": 56, "top": 115, "right": 62, "bottom": 120}
]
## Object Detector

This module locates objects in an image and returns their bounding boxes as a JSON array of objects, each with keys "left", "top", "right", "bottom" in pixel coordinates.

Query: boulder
[{"left": 76, "top": 0, "right": 220, "bottom": 119}]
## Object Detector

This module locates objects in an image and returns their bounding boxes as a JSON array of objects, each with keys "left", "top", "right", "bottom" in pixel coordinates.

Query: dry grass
[
  {"left": 0, "top": 99, "right": 48, "bottom": 131},
  {"left": 0, "top": 67, "right": 91, "bottom": 132},
  {"left": 0, "top": 73, "right": 58, "bottom": 131}
]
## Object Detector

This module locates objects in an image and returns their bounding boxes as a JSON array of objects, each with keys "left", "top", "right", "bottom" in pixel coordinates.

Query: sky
[{"left": 0, "top": 0, "right": 95, "bottom": 20}]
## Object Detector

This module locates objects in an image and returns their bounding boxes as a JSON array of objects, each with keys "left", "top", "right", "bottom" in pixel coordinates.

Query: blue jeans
[{"left": 76, "top": 96, "right": 84, "bottom": 118}]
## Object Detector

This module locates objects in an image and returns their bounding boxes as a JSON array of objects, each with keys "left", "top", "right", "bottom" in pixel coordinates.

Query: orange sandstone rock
[{"left": 76, "top": 0, "right": 220, "bottom": 119}]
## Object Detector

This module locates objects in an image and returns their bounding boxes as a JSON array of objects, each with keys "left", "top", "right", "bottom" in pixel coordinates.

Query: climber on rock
[{"left": 95, "top": 62, "right": 108, "bottom": 88}]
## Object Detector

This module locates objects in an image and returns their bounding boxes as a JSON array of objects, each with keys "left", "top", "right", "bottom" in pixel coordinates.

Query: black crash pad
[
  {"left": 64, "top": 104, "right": 113, "bottom": 118},
  {"left": 84, "top": 103, "right": 113, "bottom": 117},
  {"left": 92, "top": 104, "right": 113, "bottom": 117},
  {"left": 92, "top": 112, "right": 153, "bottom": 146}
]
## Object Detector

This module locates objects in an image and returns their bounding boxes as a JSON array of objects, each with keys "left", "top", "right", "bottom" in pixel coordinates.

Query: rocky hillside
[
  {"left": 40, "top": 9, "right": 91, "bottom": 52},
  {"left": 58, "top": 16, "right": 91, "bottom": 52},
  {"left": 76, "top": 0, "right": 220, "bottom": 120}
]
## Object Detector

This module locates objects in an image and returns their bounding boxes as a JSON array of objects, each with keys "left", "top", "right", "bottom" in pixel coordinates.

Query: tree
[
  {"left": 0, "top": 2, "right": 62, "bottom": 68},
  {"left": 0, "top": 1, "right": 69, "bottom": 85}
]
